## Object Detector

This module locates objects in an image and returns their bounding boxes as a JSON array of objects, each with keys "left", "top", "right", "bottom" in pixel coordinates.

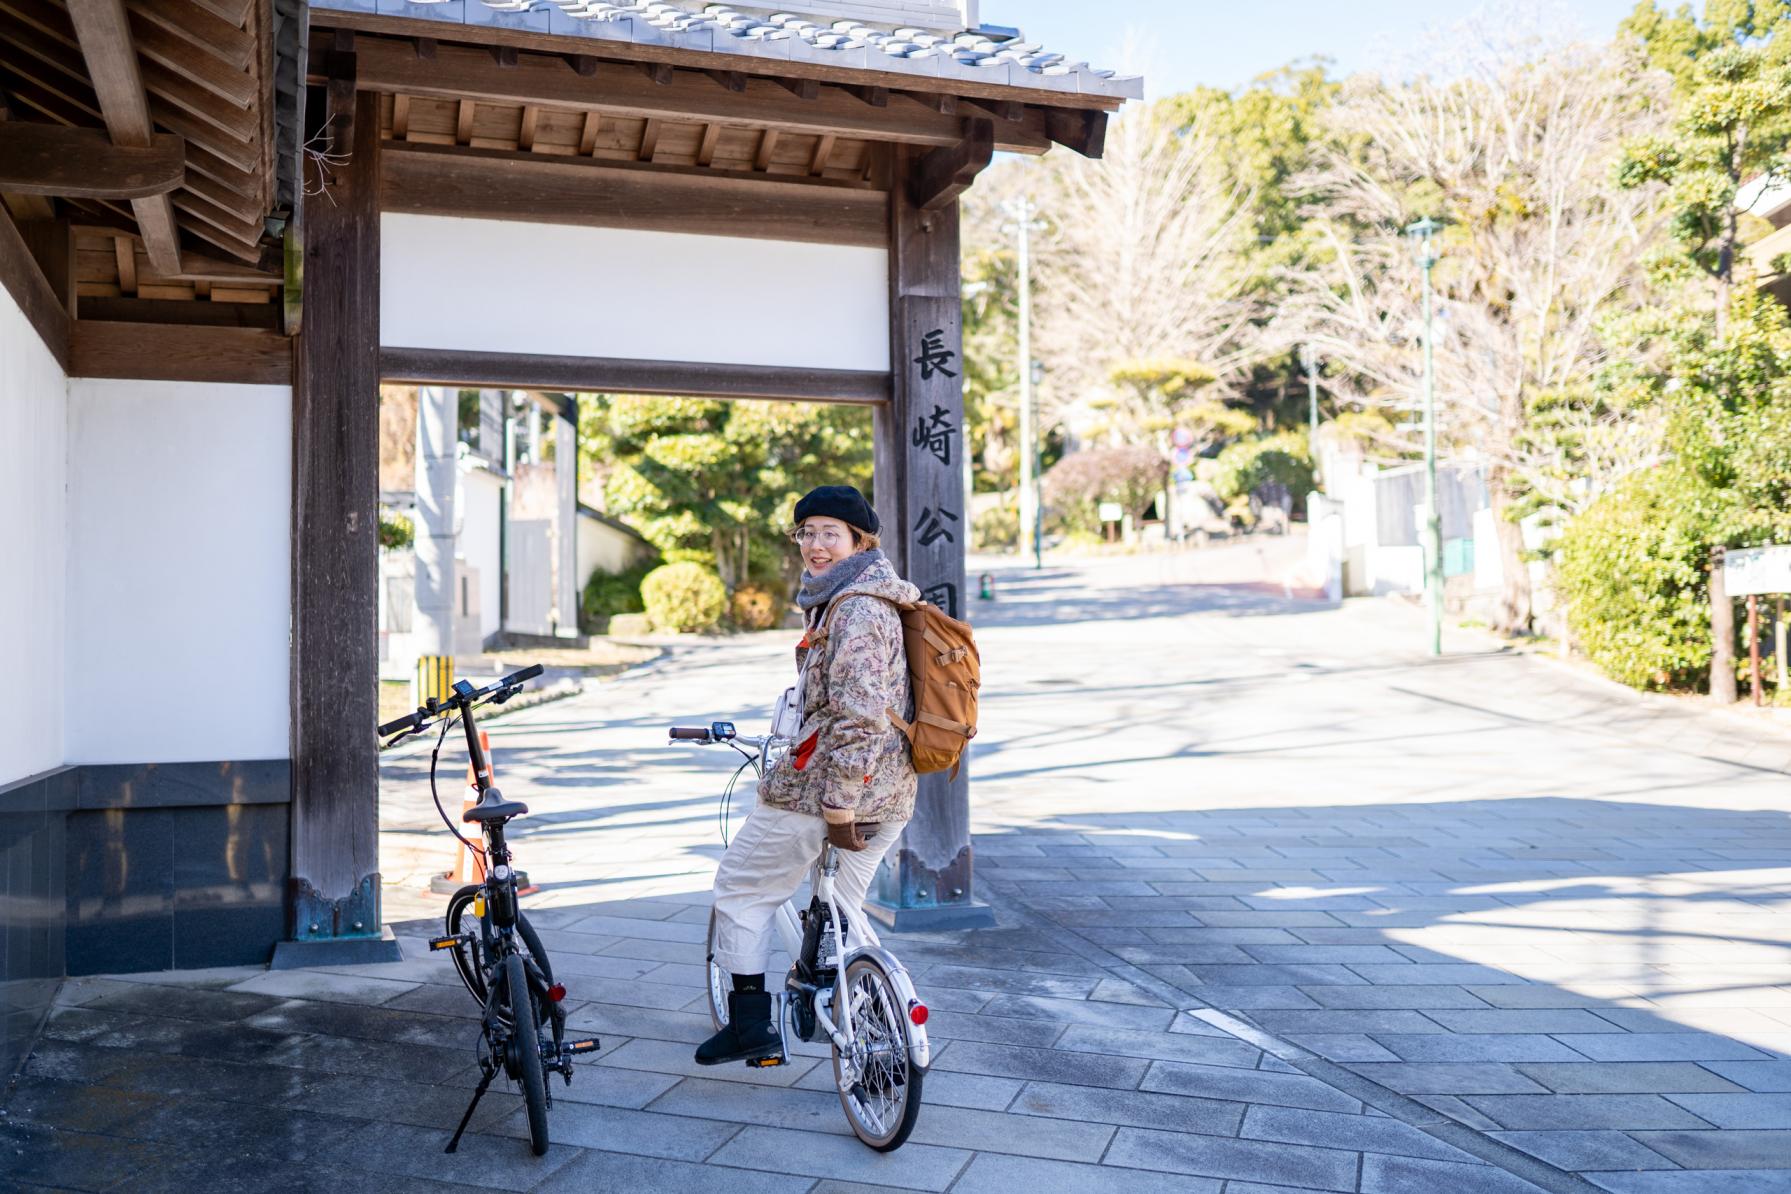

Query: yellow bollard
[{"left": 415, "top": 654, "right": 454, "bottom": 709}]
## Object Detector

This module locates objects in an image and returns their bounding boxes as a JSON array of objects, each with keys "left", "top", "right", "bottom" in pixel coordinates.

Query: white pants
[{"left": 710, "top": 803, "right": 906, "bottom": 976}]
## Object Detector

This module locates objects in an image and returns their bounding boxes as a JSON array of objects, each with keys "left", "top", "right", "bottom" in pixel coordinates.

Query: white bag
[{"left": 771, "top": 682, "right": 803, "bottom": 739}]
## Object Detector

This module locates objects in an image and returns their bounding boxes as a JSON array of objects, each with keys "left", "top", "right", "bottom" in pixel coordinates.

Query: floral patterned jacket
[{"left": 758, "top": 554, "right": 920, "bottom": 825}]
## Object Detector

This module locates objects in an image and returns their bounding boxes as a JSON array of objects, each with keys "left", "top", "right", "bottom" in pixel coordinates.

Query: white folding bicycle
[{"left": 668, "top": 719, "right": 931, "bottom": 1151}]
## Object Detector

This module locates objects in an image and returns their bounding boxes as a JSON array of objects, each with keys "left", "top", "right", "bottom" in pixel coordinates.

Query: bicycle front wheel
[
  {"left": 704, "top": 907, "right": 733, "bottom": 1032},
  {"left": 504, "top": 953, "right": 550, "bottom": 1156},
  {"left": 831, "top": 955, "right": 923, "bottom": 1151}
]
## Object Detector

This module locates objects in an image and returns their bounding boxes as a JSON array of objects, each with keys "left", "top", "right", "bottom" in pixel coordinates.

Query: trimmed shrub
[
  {"left": 974, "top": 502, "right": 1019, "bottom": 551},
  {"left": 1211, "top": 433, "right": 1314, "bottom": 512},
  {"left": 581, "top": 557, "right": 658, "bottom": 632},
  {"left": 730, "top": 584, "right": 780, "bottom": 631},
  {"left": 641, "top": 561, "right": 727, "bottom": 633},
  {"left": 1557, "top": 469, "right": 1715, "bottom": 691}
]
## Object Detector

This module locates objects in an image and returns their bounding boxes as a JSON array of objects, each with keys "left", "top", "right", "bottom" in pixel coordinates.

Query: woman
[{"left": 696, "top": 484, "right": 919, "bottom": 1065}]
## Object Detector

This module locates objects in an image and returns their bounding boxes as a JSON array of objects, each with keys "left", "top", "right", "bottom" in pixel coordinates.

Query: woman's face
[{"left": 798, "top": 516, "right": 856, "bottom": 576}]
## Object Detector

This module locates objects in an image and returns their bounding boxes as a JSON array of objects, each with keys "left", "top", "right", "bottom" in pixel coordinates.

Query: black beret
[{"left": 794, "top": 485, "right": 879, "bottom": 534}]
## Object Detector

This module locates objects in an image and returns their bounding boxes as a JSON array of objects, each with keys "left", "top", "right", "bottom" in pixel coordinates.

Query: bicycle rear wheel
[
  {"left": 832, "top": 954, "right": 922, "bottom": 1151},
  {"left": 504, "top": 952, "right": 550, "bottom": 1156},
  {"left": 447, "top": 886, "right": 552, "bottom": 1008}
]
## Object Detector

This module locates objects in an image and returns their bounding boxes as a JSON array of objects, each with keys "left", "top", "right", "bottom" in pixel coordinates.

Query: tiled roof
[{"left": 324, "top": 0, "right": 1142, "bottom": 100}]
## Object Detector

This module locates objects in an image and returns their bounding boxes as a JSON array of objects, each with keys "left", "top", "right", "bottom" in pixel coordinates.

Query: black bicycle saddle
[{"left": 463, "top": 788, "right": 529, "bottom": 823}]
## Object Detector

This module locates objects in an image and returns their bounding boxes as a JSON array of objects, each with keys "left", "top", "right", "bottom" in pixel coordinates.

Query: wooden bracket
[
  {"left": 844, "top": 84, "right": 889, "bottom": 108},
  {"left": 641, "top": 62, "right": 674, "bottom": 86},
  {"left": 569, "top": 54, "right": 597, "bottom": 77},
  {"left": 706, "top": 69, "right": 746, "bottom": 93},
  {"left": 1045, "top": 108, "right": 1108, "bottom": 158},
  {"left": 908, "top": 118, "right": 993, "bottom": 211},
  {"left": 0, "top": 124, "right": 185, "bottom": 198},
  {"left": 776, "top": 76, "right": 819, "bottom": 101},
  {"left": 962, "top": 96, "right": 1023, "bottom": 123}
]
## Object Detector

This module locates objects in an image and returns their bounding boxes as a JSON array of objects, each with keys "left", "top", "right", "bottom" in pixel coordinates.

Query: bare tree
[
  {"left": 1031, "top": 102, "right": 1259, "bottom": 442},
  {"left": 1275, "top": 32, "right": 1669, "bottom": 632}
]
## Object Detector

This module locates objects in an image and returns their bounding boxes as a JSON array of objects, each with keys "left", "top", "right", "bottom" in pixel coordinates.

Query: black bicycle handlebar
[
  {"left": 378, "top": 663, "right": 545, "bottom": 737},
  {"left": 668, "top": 726, "right": 711, "bottom": 742}
]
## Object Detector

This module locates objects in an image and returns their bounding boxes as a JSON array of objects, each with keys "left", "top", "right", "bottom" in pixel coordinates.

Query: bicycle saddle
[{"left": 463, "top": 788, "right": 529, "bottom": 823}]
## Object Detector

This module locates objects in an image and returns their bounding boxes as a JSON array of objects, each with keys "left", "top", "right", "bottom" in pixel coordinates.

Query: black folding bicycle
[{"left": 379, "top": 664, "right": 598, "bottom": 1157}]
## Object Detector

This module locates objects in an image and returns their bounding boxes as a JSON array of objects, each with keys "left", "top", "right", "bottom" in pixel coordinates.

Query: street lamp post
[
  {"left": 1003, "top": 196, "right": 1044, "bottom": 569},
  {"left": 1300, "top": 343, "right": 1321, "bottom": 485},
  {"left": 1030, "top": 358, "right": 1045, "bottom": 569},
  {"left": 1406, "top": 217, "right": 1445, "bottom": 658}
]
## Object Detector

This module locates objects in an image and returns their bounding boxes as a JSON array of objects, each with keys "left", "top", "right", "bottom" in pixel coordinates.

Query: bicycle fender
[{"left": 841, "top": 945, "right": 931, "bottom": 1071}]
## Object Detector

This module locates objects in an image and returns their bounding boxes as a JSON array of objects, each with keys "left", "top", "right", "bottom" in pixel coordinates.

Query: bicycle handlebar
[
  {"left": 668, "top": 726, "right": 712, "bottom": 741},
  {"left": 378, "top": 663, "right": 545, "bottom": 737}
]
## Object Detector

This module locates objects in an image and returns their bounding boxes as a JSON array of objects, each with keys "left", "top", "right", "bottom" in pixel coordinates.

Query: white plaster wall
[
  {"left": 381, "top": 214, "right": 890, "bottom": 371},
  {"left": 577, "top": 514, "right": 650, "bottom": 587},
  {"left": 0, "top": 289, "right": 67, "bottom": 785},
  {"left": 64, "top": 380, "right": 290, "bottom": 763},
  {"left": 459, "top": 464, "right": 504, "bottom": 646}
]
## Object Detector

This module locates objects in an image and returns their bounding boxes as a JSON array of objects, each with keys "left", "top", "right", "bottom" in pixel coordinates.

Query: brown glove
[{"left": 826, "top": 819, "right": 868, "bottom": 852}]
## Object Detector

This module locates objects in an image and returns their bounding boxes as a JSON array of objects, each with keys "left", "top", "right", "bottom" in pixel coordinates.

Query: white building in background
[{"left": 377, "top": 387, "right": 652, "bottom": 677}]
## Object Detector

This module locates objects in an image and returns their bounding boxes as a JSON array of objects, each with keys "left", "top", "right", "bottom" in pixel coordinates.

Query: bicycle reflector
[
  {"left": 547, "top": 983, "right": 567, "bottom": 1003},
  {"left": 908, "top": 1001, "right": 929, "bottom": 1026}
]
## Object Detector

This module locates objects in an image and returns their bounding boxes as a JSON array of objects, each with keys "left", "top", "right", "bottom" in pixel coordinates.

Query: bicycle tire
[
  {"left": 704, "top": 907, "right": 732, "bottom": 1032},
  {"left": 447, "top": 888, "right": 552, "bottom": 1009},
  {"left": 505, "top": 952, "right": 551, "bottom": 1156},
  {"left": 832, "top": 954, "right": 923, "bottom": 1152}
]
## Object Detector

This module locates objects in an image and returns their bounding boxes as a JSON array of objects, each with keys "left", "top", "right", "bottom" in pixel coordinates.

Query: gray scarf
[{"left": 797, "top": 548, "right": 883, "bottom": 614}]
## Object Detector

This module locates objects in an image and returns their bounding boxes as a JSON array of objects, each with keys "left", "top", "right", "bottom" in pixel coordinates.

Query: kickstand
[{"left": 445, "top": 1062, "right": 498, "bottom": 1153}]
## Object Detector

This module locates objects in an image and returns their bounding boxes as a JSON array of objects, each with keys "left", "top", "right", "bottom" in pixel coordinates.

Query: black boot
[{"left": 694, "top": 989, "right": 782, "bottom": 1066}]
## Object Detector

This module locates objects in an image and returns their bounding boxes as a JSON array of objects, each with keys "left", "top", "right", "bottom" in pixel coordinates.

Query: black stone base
[
  {"left": 865, "top": 897, "right": 996, "bottom": 932},
  {"left": 270, "top": 926, "right": 402, "bottom": 969}
]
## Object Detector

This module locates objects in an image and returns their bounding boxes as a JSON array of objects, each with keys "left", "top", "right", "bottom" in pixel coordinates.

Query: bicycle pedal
[
  {"left": 745, "top": 1053, "right": 788, "bottom": 1068},
  {"left": 564, "top": 1038, "right": 601, "bottom": 1055},
  {"left": 427, "top": 935, "right": 461, "bottom": 952}
]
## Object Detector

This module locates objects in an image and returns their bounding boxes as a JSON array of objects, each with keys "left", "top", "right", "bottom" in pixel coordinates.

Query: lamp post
[
  {"left": 1406, "top": 216, "right": 1445, "bottom": 658},
  {"left": 1002, "top": 196, "right": 1044, "bottom": 568},
  {"left": 1030, "top": 357, "right": 1045, "bottom": 569}
]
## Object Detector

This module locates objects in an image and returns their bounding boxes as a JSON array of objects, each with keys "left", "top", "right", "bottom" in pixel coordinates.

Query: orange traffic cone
[{"left": 431, "top": 731, "right": 534, "bottom": 895}]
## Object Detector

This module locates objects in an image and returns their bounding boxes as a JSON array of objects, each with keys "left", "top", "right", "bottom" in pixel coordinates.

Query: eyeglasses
[{"left": 794, "top": 529, "right": 849, "bottom": 548}]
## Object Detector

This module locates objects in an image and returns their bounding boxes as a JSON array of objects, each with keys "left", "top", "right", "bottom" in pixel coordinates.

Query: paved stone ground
[{"left": 6, "top": 541, "right": 1789, "bottom": 1193}]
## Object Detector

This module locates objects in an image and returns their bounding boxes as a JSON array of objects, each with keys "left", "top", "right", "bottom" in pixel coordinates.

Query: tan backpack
[{"left": 824, "top": 595, "right": 980, "bottom": 779}]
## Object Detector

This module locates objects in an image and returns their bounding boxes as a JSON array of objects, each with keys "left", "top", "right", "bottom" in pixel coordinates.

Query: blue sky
[{"left": 993, "top": 1, "right": 1656, "bottom": 96}]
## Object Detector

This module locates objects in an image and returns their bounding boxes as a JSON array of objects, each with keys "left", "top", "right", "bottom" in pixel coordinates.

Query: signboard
[
  {"left": 1098, "top": 502, "right": 1124, "bottom": 522},
  {"left": 1725, "top": 545, "right": 1791, "bottom": 597}
]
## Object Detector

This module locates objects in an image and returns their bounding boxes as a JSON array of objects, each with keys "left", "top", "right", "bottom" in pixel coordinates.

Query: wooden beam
[
  {"left": 0, "top": 203, "right": 72, "bottom": 367},
  {"left": 455, "top": 98, "right": 473, "bottom": 144},
  {"left": 905, "top": 90, "right": 956, "bottom": 115},
  {"left": 809, "top": 132, "right": 835, "bottom": 176},
  {"left": 776, "top": 76, "right": 819, "bottom": 101},
  {"left": 569, "top": 53, "right": 596, "bottom": 77},
  {"left": 909, "top": 118, "right": 992, "bottom": 212},
  {"left": 127, "top": 0, "right": 255, "bottom": 73},
  {"left": 78, "top": 294, "right": 277, "bottom": 326},
  {"left": 114, "top": 234, "right": 138, "bottom": 294},
  {"left": 381, "top": 346, "right": 891, "bottom": 405},
  {"left": 0, "top": 123, "right": 185, "bottom": 198},
  {"left": 753, "top": 127, "right": 779, "bottom": 172},
  {"left": 961, "top": 96, "right": 1023, "bottom": 123},
  {"left": 1045, "top": 107, "right": 1108, "bottom": 158},
  {"left": 381, "top": 141, "right": 888, "bottom": 248},
  {"left": 518, "top": 103, "right": 539, "bottom": 150},
  {"left": 638, "top": 116, "right": 660, "bottom": 162},
  {"left": 696, "top": 122, "right": 718, "bottom": 167},
  {"left": 578, "top": 110, "right": 600, "bottom": 155},
  {"left": 339, "top": 35, "right": 1050, "bottom": 153},
  {"left": 844, "top": 84, "right": 888, "bottom": 108},
  {"left": 70, "top": 320, "right": 289, "bottom": 382},
  {"left": 392, "top": 93, "right": 411, "bottom": 139},
  {"left": 640, "top": 61, "right": 673, "bottom": 86},
  {"left": 127, "top": 9, "right": 258, "bottom": 109},
  {"left": 64, "top": 0, "right": 184, "bottom": 274}
]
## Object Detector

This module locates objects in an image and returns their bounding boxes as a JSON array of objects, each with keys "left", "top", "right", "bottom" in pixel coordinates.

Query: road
[{"left": 10, "top": 538, "right": 1790, "bottom": 1193}]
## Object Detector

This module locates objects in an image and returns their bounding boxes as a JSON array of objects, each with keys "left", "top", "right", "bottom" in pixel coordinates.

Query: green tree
[
  {"left": 1616, "top": 0, "right": 1791, "bottom": 696},
  {"left": 578, "top": 395, "right": 873, "bottom": 593}
]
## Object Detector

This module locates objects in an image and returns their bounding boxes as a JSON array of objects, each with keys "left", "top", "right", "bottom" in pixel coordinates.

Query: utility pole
[
  {"left": 1003, "top": 196, "right": 1043, "bottom": 568},
  {"left": 1301, "top": 343, "right": 1321, "bottom": 486},
  {"left": 1407, "top": 217, "right": 1445, "bottom": 658}
]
